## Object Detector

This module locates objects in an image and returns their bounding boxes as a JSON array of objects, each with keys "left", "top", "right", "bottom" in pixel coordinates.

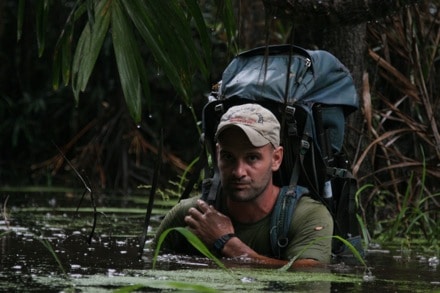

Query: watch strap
[{"left": 213, "top": 233, "right": 236, "bottom": 253}]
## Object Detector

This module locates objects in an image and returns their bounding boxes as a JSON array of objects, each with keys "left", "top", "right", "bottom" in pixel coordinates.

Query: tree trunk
[
  {"left": 264, "top": 0, "right": 422, "bottom": 25},
  {"left": 261, "top": 0, "right": 419, "bottom": 179},
  {"left": 237, "top": 0, "right": 267, "bottom": 48},
  {"left": 235, "top": 0, "right": 422, "bottom": 180},
  {"left": 319, "top": 24, "right": 368, "bottom": 175}
]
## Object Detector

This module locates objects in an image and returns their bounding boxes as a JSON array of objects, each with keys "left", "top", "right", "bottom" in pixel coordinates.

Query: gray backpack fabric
[
  {"left": 182, "top": 44, "right": 362, "bottom": 258},
  {"left": 219, "top": 45, "right": 358, "bottom": 113}
]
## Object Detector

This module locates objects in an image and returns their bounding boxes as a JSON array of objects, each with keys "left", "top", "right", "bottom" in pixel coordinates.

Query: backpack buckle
[
  {"left": 214, "top": 103, "right": 224, "bottom": 114},
  {"left": 327, "top": 167, "right": 347, "bottom": 178},
  {"left": 285, "top": 105, "right": 296, "bottom": 117}
]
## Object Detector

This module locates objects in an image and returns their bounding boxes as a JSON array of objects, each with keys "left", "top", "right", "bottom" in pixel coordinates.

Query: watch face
[{"left": 213, "top": 233, "right": 235, "bottom": 252}]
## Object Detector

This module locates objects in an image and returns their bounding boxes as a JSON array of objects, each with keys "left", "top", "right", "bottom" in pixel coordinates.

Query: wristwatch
[{"left": 213, "top": 233, "right": 236, "bottom": 253}]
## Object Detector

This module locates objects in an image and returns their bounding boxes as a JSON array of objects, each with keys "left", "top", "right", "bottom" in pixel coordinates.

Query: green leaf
[
  {"left": 152, "top": 227, "right": 227, "bottom": 270},
  {"left": 52, "top": 46, "right": 61, "bottom": 90},
  {"left": 53, "top": 23, "right": 74, "bottom": 90},
  {"left": 17, "top": 0, "right": 25, "bottom": 41},
  {"left": 61, "top": 23, "right": 73, "bottom": 86},
  {"left": 218, "top": 0, "right": 238, "bottom": 52},
  {"left": 36, "top": 238, "right": 67, "bottom": 277},
  {"left": 36, "top": 0, "right": 50, "bottom": 57},
  {"left": 71, "top": 0, "right": 111, "bottom": 104},
  {"left": 163, "top": 1, "right": 209, "bottom": 77},
  {"left": 123, "top": 0, "right": 212, "bottom": 106},
  {"left": 332, "top": 235, "right": 367, "bottom": 267},
  {"left": 52, "top": 1, "right": 85, "bottom": 90},
  {"left": 85, "top": 0, "right": 95, "bottom": 28},
  {"left": 111, "top": 0, "right": 145, "bottom": 123},
  {"left": 279, "top": 235, "right": 367, "bottom": 272},
  {"left": 113, "top": 284, "right": 145, "bottom": 293},
  {"left": 122, "top": 1, "right": 189, "bottom": 102},
  {"left": 184, "top": 0, "right": 212, "bottom": 73}
]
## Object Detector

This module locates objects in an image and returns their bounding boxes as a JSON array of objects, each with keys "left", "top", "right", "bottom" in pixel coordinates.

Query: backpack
[{"left": 181, "top": 44, "right": 363, "bottom": 259}]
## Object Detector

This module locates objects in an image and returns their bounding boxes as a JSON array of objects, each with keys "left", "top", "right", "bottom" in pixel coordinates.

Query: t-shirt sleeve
[
  {"left": 283, "top": 196, "right": 334, "bottom": 263},
  {"left": 152, "top": 197, "right": 199, "bottom": 252}
]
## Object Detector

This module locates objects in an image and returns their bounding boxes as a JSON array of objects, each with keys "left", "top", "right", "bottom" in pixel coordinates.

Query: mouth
[{"left": 230, "top": 182, "right": 249, "bottom": 190}]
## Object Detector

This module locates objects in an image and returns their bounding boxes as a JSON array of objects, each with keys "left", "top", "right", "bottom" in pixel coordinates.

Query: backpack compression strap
[
  {"left": 269, "top": 105, "right": 313, "bottom": 258},
  {"left": 270, "top": 185, "right": 309, "bottom": 259}
]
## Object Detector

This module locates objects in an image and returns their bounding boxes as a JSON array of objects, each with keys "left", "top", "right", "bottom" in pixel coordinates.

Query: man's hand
[
  {"left": 184, "top": 199, "right": 323, "bottom": 269},
  {"left": 184, "top": 199, "right": 234, "bottom": 247}
]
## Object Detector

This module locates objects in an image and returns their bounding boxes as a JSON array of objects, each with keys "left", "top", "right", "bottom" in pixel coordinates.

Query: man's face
[{"left": 216, "top": 127, "right": 283, "bottom": 202}]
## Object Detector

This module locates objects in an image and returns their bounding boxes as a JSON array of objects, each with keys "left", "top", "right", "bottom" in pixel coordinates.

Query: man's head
[
  {"left": 215, "top": 103, "right": 280, "bottom": 148},
  {"left": 215, "top": 103, "right": 283, "bottom": 203}
]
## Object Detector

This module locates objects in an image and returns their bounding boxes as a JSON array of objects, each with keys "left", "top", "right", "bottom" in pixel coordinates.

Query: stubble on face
[
  {"left": 222, "top": 161, "right": 273, "bottom": 203},
  {"left": 217, "top": 129, "right": 276, "bottom": 203}
]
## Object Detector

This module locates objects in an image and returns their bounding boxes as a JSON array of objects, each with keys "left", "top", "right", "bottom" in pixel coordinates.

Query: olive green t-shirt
[{"left": 154, "top": 193, "right": 333, "bottom": 263}]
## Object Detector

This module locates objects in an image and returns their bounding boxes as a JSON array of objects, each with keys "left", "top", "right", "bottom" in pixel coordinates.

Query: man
[{"left": 154, "top": 103, "right": 333, "bottom": 267}]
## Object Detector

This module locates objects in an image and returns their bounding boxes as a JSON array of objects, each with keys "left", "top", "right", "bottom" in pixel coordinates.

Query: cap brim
[{"left": 216, "top": 124, "right": 270, "bottom": 147}]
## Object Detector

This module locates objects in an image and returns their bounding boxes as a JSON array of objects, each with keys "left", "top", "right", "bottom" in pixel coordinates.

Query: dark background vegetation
[{"left": 0, "top": 1, "right": 439, "bottom": 246}]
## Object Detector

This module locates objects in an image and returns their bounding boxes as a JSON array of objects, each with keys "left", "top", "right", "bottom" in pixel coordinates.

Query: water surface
[{"left": 0, "top": 191, "right": 439, "bottom": 292}]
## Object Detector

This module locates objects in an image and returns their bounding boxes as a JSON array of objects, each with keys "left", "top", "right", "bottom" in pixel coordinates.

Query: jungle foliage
[
  {"left": 0, "top": 1, "right": 439, "bottom": 247},
  {"left": 360, "top": 3, "right": 440, "bottom": 247}
]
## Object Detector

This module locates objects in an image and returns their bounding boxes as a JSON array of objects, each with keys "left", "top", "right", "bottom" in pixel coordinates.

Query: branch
[{"left": 263, "top": 0, "right": 422, "bottom": 25}]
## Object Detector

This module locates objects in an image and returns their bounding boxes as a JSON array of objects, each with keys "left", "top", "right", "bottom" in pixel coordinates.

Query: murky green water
[{"left": 0, "top": 191, "right": 439, "bottom": 292}]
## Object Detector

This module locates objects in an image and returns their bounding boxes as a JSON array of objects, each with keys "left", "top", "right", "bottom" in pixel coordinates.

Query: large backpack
[{"left": 182, "top": 44, "right": 362, "bottom": 258}]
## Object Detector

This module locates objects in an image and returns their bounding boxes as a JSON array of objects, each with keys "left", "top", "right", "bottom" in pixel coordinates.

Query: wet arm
[
  {"left": 186, "top": 199, "right": 323, "bottom": 268},
  {"left": 221, "top": 237, "right": 322, "bottom": 268}
]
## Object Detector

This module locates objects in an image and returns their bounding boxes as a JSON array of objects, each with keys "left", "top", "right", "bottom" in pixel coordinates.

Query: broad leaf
[
  {"left": 17, "top": 0, "right": 25, "bottom": 41},
  {"left": 71, "top": 0, "right": 111, "bottom": 104},
  {"left": 153, "top": 227, "right": 227, "bottom": 270},
  {"left": 184, "top": 0, "right": 212, "bottom": 73},
  {"left": 111, "top": 0, "right": 146, "bottom": 123},
  {"left": 123, "top": 1, "right": 189, "bottom": 103},
  {"left": 123, "top": 0, "right": 212, "bottom": 106},
  {"left": 36, "top": 0, "right": 50, "bottom": 57}
]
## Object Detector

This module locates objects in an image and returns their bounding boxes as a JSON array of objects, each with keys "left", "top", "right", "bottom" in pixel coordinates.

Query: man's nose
[{"left": 232, "top": 159, "right": 246, "bottom": 178}]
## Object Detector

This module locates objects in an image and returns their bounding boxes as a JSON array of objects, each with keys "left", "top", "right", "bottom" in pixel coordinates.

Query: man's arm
[
  {"left": 185, "top": 199, "right": 323, "bottom": 268},
  {"left": 284, "top": 197, "right": 334, "bottom": 263},
  {"left": 221, "top": 236, "right": 322, "bottom": 268}
]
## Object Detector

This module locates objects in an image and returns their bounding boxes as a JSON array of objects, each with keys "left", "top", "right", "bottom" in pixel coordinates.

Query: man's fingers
[
  {"left": 184, "top": 214, "right": 197, "bottom": 228},
  {"left": 186, "top": 201, "right": 221, "bottom": 229},
  {"left": 196, "top": 199, "right": 209, "bottom": 213},
  {"left": 185, "top": 205, "right": 206, "bottom": 226},
  {"left": 187, "top": 206, "right": 202, "bottom": 217}
]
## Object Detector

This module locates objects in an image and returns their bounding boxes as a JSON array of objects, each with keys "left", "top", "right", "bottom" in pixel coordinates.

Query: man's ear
[{"left": 272, "top": 146, "right": 283, "bottom": 171}]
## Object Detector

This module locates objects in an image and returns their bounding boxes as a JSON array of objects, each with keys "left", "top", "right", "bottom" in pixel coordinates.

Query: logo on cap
[{"left": 215, "top": 103, "right": 280, "bottom": 147}]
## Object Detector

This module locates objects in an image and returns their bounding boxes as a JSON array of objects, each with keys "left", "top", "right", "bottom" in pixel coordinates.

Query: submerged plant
[
  {"left": 0, "top": 231, "right": 11, "bottom": 238},
  {"left": 113, "top": 282, "right": 219, "bottom": 293},
  {"left": 153, "top": 227, "right": 368, "bottom": 272},
  {"left": 279, "top": 235, "right": 368, "bottom": 272},
  {"left": 369, "top": 148, "right": 440, "bottom": 250},
  {"left": 36, "top": 237, "right": 68, "bottom": 278},
  {"left": 152, "top": 227, "right": 227, "bottom": 270}
]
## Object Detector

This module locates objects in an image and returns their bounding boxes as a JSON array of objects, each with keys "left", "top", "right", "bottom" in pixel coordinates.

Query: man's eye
[
  {"left": 247, "top": 155, "right": 259, "bottom": 162},
  {"left": 221, "top": 153, "right": 234, "bottom": 161}
]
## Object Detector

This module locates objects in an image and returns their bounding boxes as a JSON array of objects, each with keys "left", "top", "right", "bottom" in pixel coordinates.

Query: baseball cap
[{"left": 215, "top": 103, "right": 280, "bottom": 147}]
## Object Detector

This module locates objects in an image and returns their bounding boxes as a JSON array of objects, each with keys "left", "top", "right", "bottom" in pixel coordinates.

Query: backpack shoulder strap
[{"left": 270, "top": 185, "right": 309, "bottom": 259}]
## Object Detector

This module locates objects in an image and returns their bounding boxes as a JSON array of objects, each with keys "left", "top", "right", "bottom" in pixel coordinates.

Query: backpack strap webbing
[
  {"left": 205, "top": 170, "right": 221, "bottom": 204},
  {"left": 270, "top": 185, "right": 309, "bottom": 259},
  {"left": 269, "top": 105, "right": 313, "bottom": 258},
  {"left": 332, "top": 173, "right": 363, "bottom": 256}
]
